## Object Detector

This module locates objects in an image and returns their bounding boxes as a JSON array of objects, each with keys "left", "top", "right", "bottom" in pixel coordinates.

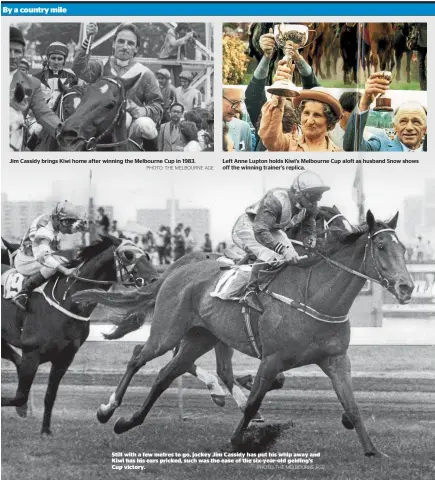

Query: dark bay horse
[
  {"left": 1, "top": 236, "right": 157, "bottom": 434},
  {"left": 393, "top": 23, "right": 413, "bottom": 83},
  {"left": 56, "top": 75, "right": 144, "bottom": 152},
  {"left": 80, "top": 206, "right": 351, "bottom": 421},
  {"left": 81, "top": 211, "right": 413, "bottom": 457}
]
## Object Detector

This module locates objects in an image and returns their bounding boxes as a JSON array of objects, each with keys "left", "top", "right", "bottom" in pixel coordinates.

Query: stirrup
[{"left": 12, "top": 293, "right": 29, "bottom": 312}]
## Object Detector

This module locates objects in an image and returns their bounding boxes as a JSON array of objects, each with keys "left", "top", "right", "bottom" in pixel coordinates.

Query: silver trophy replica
[{"left": 267, "top": 24, "right": 311, "bottom": 98}]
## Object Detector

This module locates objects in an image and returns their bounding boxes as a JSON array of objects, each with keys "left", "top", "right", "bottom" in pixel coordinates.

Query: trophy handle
[{"left": 304, "top": 30, "right": 318, "bottom": 49}]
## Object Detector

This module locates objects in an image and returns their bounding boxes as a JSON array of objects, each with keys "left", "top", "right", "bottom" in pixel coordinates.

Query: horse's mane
[
  {"left": 316, "top": 220, "right": 391, "bottom": 257},
  {"left": 77, "top": 236, "right": 116, "bottom": 263}
]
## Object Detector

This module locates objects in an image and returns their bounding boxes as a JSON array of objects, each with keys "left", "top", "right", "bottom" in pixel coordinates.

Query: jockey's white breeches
[
  {"left": 232, "top": 213, "right": 293, "bottom": 263},
  {"left": 15, "top": 251, "right": 67, "bottom": 279},
  {"left": 126, "top": 114, "right": 158, "bottom": 140}
]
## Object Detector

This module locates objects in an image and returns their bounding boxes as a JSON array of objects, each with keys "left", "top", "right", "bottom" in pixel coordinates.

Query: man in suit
[
  {"left": 158, "top": 103, "right": 186, "bottom": 151},
  {"left": 9, "top": 27, "right": 62, "bottom": 147},
  {"left": 343, "top": 73, "right": 427, "bottom": 152}
]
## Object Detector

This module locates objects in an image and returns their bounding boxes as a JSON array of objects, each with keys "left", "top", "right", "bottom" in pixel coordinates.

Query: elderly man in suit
[
  {"left": 343, "top": 73, "right": 427, "bottom": 152},
  {"left": 9, "top": 27, "right": 62, "bottom": 148},
  {"left": 158, "top": 102, "right": 186, "bottom": 151}
]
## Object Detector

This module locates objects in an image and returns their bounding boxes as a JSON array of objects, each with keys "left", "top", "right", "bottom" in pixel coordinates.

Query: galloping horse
[
  {"left": 56, "top": 75, "right": 144, "bottom": 152},
  {"left": 76, "top": 207, "right": 356, "bottom": 429},
  {"left": 10, "top": 83, "right": 26, "bottom": 152},
  {"left": 80, "top": 211, "right": 413, "bottom": 456},
  {"left": 1, "top": 236, "right": 157, "bottom": 434}
]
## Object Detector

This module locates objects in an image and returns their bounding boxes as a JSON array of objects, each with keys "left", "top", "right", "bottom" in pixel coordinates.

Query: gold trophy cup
[
  {"left": 373, "top": 71, "right": 393, "bottom": 111},
  {"left": 267, "top": 24, "right": 312, "bottom": 98}
]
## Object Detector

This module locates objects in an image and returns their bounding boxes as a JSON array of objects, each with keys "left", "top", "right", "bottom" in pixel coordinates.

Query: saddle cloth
[
  {"left": 1, "top": 269, "right": 47, "bottom": 299},
  {"left": 210, "top": 265, "right": 251, "bottom": 301}
]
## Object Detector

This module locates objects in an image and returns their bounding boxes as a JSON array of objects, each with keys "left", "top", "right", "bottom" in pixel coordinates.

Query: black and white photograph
[
  {"left": 9, "top": 22, "right": 214, "bottom": 152},
  {"left": 1, "top": 164, "right": 434, "bottom": 478}
]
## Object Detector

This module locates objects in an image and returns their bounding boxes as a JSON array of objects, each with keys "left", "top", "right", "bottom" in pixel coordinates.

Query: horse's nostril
[{"left": 61, "top": 130, "right": 79, "bottom": 139}]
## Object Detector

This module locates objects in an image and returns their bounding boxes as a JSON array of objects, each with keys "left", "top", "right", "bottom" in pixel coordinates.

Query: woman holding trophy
[{"left": 258, "top": 24, "right": 342, "bottom": 152}]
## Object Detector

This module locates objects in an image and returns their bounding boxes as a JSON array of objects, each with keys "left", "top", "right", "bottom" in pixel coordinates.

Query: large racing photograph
[
  {"left": 1, "top": 163, "right": 434, "bottom": 477},
  {"left": 9, "top": 22, "right": 215, "bottom": 152},
  {"left": 222, "top": 23, "right": 427, "bottom": 152}
]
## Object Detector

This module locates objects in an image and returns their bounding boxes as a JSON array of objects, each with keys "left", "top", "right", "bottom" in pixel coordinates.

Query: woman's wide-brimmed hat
[{"left": 292, "top": 87, "right": 342, "bottom": 118}]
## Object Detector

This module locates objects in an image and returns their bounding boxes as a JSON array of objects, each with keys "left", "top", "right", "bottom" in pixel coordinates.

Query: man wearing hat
[
  {"left": 175, "top": 71, "right": 200, "bottom": 113},
  {"left": 9, "top": 27, "right": 62, "bottom": 147},
  {"left": 73, "top": 22, "right": 163, "bottom": 146},
  {"left": 156, "top": 68, "right": 177, "bottom": 123},
  {"left": 158, "top": 23, "right": 196, "bottom": 86},
  {"left": 259, "top": 62, "right": 342, "bottom": 152},
  {"left": 33, "top": 42, "right": 78, "bottom": 108}
]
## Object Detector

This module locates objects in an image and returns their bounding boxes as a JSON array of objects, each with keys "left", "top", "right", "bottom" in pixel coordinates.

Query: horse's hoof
[
  {"left": 251, "top": 411, "right": 265, "bottom": 423},
  {"left": 97, "top": 405, "right": 115, "bottom": 424},
  {"left": 41, "top": 429, "right": 52, "bottom": 436},
  {"left": 16, "top": 404, "right": 28, "bottom": 418},
  {"left": 341, "top": 413, "right": 354, "bottom": 430},
  {"left": 365, "top": 449, "right": 390, "bottom": 459},
  {"left": 114, "top": 417, "right": 132, "bottom": 435},
  {"left": 211, "top": 394, "right": 225, "bottom": 408},
  {"left": 230, "top": 436, "right": 243, "bottom": 450}
]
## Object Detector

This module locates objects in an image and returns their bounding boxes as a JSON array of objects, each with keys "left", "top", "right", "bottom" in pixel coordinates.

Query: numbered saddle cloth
[
  {"left": 210, "top": 265, "right": 251, "bottom": 301},
  {"left": 1, "top": 268, "right": 47, "bottom": 299}
]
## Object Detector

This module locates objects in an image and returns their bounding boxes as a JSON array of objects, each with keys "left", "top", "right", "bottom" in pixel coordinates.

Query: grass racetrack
[{"left": 2, "top": 346, "right": 435, "bottom": 479}]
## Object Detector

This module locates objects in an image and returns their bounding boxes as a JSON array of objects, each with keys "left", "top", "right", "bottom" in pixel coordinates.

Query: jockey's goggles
[
  {"left": 303, "top": 192, "right": 323, "bottom": 203},
  {"left": 60, "top": 218, "right": 77, "bottom": 225},
  {"left": 223, "top": 96, "right": 244, "bottom": 110}
]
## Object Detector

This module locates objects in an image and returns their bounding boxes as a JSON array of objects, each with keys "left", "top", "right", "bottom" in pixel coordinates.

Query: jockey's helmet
[
  {"left": 52, "top": 201, "right": 80, "bottom": 222},
  {"left": 46, "top": 42, "right": 69, "bottom": 59},
  {"left": 179, "top": 71, "right": 193, "bottom": 83},
  {"left": 291, "top": 171, "right": 330, "bottom": 196}
]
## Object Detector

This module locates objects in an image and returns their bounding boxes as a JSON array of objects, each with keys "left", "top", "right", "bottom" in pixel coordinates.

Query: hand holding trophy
[{"left": 267, "top": 24, "right": 313, "bottom": 98}]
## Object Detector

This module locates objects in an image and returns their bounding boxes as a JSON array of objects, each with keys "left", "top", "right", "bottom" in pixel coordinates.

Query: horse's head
[
  {"left": 364, "top": 210, "right": 413, "bottom": 304},
  {"left": 57, "top": 74, "right": 140, "bottom": 151},
  {"left": 76, "top": 235, "right": 158, "bottom": 288},
  {"left": 10, "top": 83, "right": 26, "bottom": 152}
]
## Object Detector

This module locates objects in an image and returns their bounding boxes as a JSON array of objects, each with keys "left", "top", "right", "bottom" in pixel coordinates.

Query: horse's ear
[
  {"left": 58, "top": 78, "right": 67, "bottom": 94},
  {"left": 109, "top": 234, "right": 122, "bottom": 246},
  {"left": 387, "top": 212, "right": 399, "bottom": 230},
  {"left": 332, "top": 204, "right": 339, "bottom": 213},
  {"left": 14, "top": 82, "right": 25, "bottom": 103},
  {"left": 366, "top": 210, "right": 375, "bottom": 232},
  {"left": 120, "top": 74, "right": 141, "bottom": 93}
]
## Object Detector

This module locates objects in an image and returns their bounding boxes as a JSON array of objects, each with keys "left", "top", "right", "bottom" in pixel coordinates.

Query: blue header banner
[{"left": 2, "top": 1, "right": 435, "bottom": 17}]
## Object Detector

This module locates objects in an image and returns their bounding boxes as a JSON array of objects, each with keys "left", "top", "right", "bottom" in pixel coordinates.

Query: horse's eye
[
  {"left": 123, "top": 251, "right": 134, "bottom": 262},
  {"left": 377, "top": 243, "right": 384, "bottom": 250},
  {"left": 106, "top": 102, "right": 116, "bottom": 110}
]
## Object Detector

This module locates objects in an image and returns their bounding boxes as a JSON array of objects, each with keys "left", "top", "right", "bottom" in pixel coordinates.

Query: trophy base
[
  {"left": 267, "top": 78, "right": 299, "bottom": 98},
  {"left": 373, "top": 107, "right": 394, "bottom": 112}
]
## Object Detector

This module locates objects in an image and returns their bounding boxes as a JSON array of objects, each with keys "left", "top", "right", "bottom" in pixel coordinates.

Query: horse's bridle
[
  {"left": 65, "top": 241, "right": 148, "bottom": 292},
  {"left": 316, "top": 228, "right": 397, "bottom": 290},
  {"left": 57, "top": 77, "right": 129, "bottom": 151}
]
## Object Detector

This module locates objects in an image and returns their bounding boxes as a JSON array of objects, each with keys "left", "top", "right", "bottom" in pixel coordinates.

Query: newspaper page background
[{"left": 2, "top": 2, "right": 434, "bottom": 479}]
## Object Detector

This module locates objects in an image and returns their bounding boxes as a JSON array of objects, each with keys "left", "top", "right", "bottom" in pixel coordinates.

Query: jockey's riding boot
[
  {"left": 12, "top": 272, "right": 47, "bottom": 312},
  {"left": 241, "top": 261, "right": 268, "bottom": 314}
]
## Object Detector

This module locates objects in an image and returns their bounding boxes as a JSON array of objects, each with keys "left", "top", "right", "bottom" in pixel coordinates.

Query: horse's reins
[
  {"left": 85, "top": 77, "right": 128, "bottom": 150},
  {"left": 57, "top": 77, "right": 129, "bottom": 151}
]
